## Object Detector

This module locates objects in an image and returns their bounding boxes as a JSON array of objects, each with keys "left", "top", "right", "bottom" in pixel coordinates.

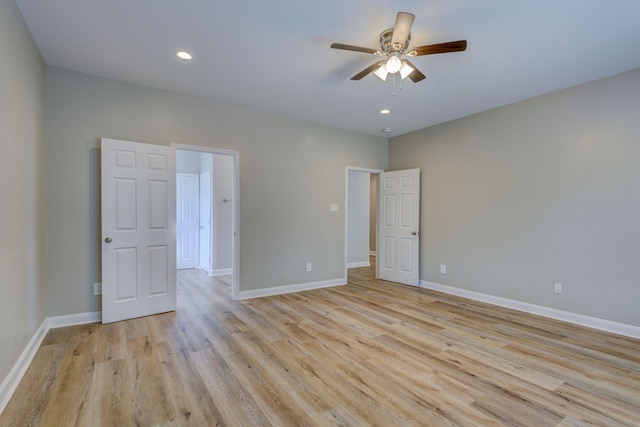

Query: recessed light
[
  {"left": 381, "top": 128, "right": 392, "bottom": 133},
  {"left": 379, "top": 109, "right": 391, "bottom": 115},
  {"left": 176, "top": 51, "right": 192, "bottom": 60}
]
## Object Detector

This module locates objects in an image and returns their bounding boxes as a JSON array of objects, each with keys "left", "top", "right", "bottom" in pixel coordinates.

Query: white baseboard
[
  {"left": 238, "top": 278, "right": 346, "bottom": 300},
  {"left": 0, "top": 311, "right": 101, "bottom": 415},
  {"left": 0, "top": 319, "right": 48, "bottom": 415},
  {"left": 420, "top": 280, "right": 640, "bottom": 339},
  {"left": 347, "top": 261, "right": 370, "bottom": 269},
  {"left": 208, "top": 268, "right": 232, "bottom": 277},
  {"left": 46, "top": 311, "right": 102, "bottom": 329}
]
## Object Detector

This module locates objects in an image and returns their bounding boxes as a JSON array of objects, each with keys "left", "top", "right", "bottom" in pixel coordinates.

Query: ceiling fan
[{"left": 331, "top": 12, "right": 467, "bottom": 83}]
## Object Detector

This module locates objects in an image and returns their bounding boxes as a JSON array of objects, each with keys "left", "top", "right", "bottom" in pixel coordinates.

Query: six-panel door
[
  {"left": 101, "top": 138, "right": 176, "bottom": 324},
  {"left": 378, "top": 169, "right": 420, "bottom": 286}
]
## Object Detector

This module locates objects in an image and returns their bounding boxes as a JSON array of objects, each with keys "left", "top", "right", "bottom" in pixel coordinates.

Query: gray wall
[
  {"left": 176, "top": 150, "right": 201, "bottom": 174},
  {"left": 0, "top": 0, "right": 46, "bottom": 383},
  {"left": 369, "top": 174, "right": 377, "bottom": 253},
  {"left": 212, "top": 154, "right": 233, "bottom": 272},
  {"left": 199, "top": 153, "right": 214, "bottom": 272},
  {"left": 389, "top": 68, "right": 640, "bottom": 327},
  {"left": 45, "top": 67, "right": 388, "bottom": 316}
]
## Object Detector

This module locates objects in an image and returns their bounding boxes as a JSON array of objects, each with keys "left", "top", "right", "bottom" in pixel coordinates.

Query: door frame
[
  {"left": 172, "top": 144, "right": 240, "bottom": 300},
  {"left": 344, "top": 166, "right": 384, "bottom": 281}
]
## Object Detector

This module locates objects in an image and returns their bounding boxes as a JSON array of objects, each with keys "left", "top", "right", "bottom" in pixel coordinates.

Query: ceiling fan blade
[
  {"left": 391, "top": 12, "right": 415, "bottom": 48},
  {"left": 413, "top": 40, "right": 467, "bottom": 56},
  {"left": 351, "top": 61, "right": 385, "bottom": 80},
  {"left": 330, "top": 43, "right": 378, "bottom": 55},
  {"left": 404, "top": 60, "right": 425, "bottom": 82}
]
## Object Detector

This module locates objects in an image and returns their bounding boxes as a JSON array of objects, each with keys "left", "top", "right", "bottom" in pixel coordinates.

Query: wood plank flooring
[{"left": 2, "top": 262, "right": 640, "bottom": 426}]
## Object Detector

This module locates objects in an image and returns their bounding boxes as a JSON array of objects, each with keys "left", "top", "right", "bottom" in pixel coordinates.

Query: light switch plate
[{"left": 329, "top": 204, "right": 339, "bottom": 212}]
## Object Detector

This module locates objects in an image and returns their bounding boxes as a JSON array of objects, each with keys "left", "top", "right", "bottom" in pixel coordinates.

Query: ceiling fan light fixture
[
  {"left": 374, "top": 65, "right": 389, "bottom": 81},
  {"left": 399, "top": 61, "right": 414, "bottom": 80},
  {"left": 330, "top": 11, "right": 467, "bottom": 84},
  {"left": 385, "top": 55, "right": 402, "bottom": 73}
]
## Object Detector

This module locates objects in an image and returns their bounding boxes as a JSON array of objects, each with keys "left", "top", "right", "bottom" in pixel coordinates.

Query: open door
[
  {"left": 101, "top": 138, "right": 176, "bottom": 323},
  {"left": 377, "top": 168, "right": 420, "bottom": 286},
  {"left": 176, "top": 173, "right": 199, "bottom": 270}
]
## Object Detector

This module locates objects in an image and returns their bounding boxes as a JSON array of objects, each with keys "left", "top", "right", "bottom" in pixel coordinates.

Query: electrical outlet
[
  {"left": 440, "top": 264, "right": 447, "bottom": 274},
  {"left": 306, "top": 262, "right": 312, "bottom": 272},
  {"left": 93, "top": 282, "right": 102, "bottom": 295},
  {"left": 554, "top": 282, "right": 562, "bottom": 294}
]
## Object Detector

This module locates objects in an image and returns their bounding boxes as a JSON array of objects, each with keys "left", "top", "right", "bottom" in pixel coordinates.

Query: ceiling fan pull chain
[{"left": 392, "top": 72, "right": 396, "bottom": 96}]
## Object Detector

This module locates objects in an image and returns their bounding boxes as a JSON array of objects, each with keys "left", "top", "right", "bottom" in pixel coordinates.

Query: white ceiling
[{"left": 16, "top": 0, "right": 640, "bottom": 137}]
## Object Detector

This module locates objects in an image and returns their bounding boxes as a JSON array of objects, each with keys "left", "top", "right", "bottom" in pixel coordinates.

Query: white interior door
[
  {"left": 377, "top": 168, "right": 420, "bottom": 286},
  {"left": 198, "top": 171, "right": 212, "bottom": 272},
  {"left": 101, "top": 138, "right": 176, "bottom": 324},
  {"left": 176, "top": 173, "right": 199, "bottom": 269}
]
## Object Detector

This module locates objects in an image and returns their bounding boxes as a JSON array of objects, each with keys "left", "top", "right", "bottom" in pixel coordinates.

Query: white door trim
[
  {"left": 344, "top": 166, "right": 384, "bottom": 281},
  {"left": 172, "top": 143, "right": 240, "bottom": 300}
]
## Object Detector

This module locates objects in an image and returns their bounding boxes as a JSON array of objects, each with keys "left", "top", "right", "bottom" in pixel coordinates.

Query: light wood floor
[{"left": 2, "top": 262, "right": 640, "bottom": 426}]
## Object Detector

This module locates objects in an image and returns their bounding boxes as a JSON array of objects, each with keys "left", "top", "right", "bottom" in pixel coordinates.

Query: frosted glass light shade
[
  {"left": 399, "top": 61, "right": 414, "bottom": 80},
  {"left": 385, "top": 56, "right": 402, "bottom": 73},
  {"left": 374, "top": 65, "right": 389, "bottom": 81}
]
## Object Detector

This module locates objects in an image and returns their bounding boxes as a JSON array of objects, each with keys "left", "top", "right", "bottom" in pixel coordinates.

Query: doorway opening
[
  {"left": 174, "top": 144, "right": 240, "bottom": 300},
  {"left": 345, "top": 166, "right": 383, "bottom": 280}
]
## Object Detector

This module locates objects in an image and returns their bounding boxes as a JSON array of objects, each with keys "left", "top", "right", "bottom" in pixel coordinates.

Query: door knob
[
  {"left": 105, "top": 237, "right": 112, "bottom": 243},
  {"left": 411, "top": 231, "right": 417, "bottom": 236}
]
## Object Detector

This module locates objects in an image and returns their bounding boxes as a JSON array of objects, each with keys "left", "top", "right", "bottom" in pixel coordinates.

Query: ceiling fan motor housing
[{"left": 380, "top": 28, "right": 411, "bottom": 53}]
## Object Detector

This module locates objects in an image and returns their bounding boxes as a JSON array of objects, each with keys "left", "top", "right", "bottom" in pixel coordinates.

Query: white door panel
[
  {"left": 176, "top": 173, "right": 199, "bottom": 269},
  {"left": 378, "top": 168, "right": 420, "bottom": 286},
  {"left": 102, "top": 138, "right": 176, "bottom": 324}
]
